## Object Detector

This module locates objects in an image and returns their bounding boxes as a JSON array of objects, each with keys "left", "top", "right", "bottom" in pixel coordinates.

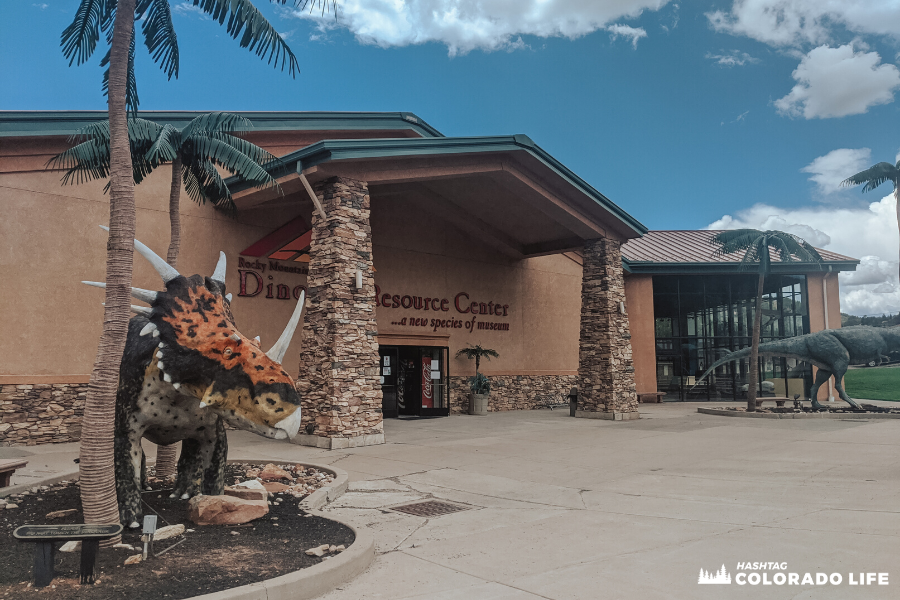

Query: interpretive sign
[
  {"left": 14, "top": 523, "right": 122, "bottom": 587},
  {"left": 14, "top": 523, "right": 122, "bottom": 541}
]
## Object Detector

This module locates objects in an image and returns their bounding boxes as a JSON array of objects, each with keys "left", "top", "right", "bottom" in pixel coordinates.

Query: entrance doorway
[{"left": 379, "top": 345, "right": 449, "bottom": 418}]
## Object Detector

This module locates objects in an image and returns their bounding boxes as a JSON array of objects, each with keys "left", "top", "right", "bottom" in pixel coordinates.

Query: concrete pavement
[{"left": 3, "top": 402, "right": 899, "bottom": 598}]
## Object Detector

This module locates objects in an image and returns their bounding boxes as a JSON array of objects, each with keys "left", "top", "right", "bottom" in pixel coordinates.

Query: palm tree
[
  {"left": 49, "top": 113, "right": 281, "bottom": 478},
  {"left": 842, "top": 160, "right": 900, "bottom": 283},
  {"left": 61, "top": 0, "right": 332, "bottom": 533},
  {"left": 455, "top": 344, "right": 499, "bottom": 375},
  {"left": 711, "top": 230, "right": 823, "bottom": 411}
]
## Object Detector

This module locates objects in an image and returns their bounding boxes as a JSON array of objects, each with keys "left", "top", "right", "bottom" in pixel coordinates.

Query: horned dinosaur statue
[
  {"left": 84, "top": 233, "right": 304, "bottom": 528},
  {"left": 696, "top": 326, "right": 900, "bottom": 410}
]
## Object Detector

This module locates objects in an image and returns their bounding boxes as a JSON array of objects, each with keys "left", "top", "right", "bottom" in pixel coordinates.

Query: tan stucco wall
[
  {"left": 624, "top": 275, "right": 657, "bottom": 394},
  {"left": 370, "top": 193, "right": 582, "bottom": 378},
  {"left": 0, "top": 136, "right": 584, "bottom": 384}
]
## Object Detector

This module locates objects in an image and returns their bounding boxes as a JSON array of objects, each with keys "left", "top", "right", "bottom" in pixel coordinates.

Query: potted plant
[{"left": 455, "top": 345, "right": 499, "bottom": 416}]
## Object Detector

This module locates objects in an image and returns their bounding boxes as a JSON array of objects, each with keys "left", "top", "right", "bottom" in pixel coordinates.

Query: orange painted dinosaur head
[{"left": 85, "top": 233, "right": 304, "bottom": 440}]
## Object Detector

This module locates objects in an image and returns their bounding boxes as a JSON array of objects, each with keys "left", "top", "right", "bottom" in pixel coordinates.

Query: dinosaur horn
[
  {"left": 101, "top": 225, "right": 180, "bottom": 283},
  {"left": 83, "top": 281, "right": 158, "bottom": 304},
  {"left": 211, "top": 251, "right": 226, "bottom": 285},
  {"left": 101, "top": 302, "right": 153, "bottom": 316},
  {"left": 266, "top": 290, "right": 305, "bottom": 365}
]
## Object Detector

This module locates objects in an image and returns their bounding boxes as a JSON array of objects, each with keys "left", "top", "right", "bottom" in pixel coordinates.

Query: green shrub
[{"left": 469, "top": 373, "right": 490, "bottom": 395}]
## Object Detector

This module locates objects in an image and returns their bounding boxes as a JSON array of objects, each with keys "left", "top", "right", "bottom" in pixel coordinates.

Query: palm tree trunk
[
  {"left": 165, "top": 155, "right": 182, "bottom": 267},
  {"left": 895, "top": 186, "right": 899, "bottom": 285},
  {"left": 155, "top": 157, "right": 183, "bottom": 480},
  {"left": 79, "top": 0, "right": 136, "bottom": 541},
  {"left": 746, "top": 273, "right": 765, "bottom": 412},
  {"left": 475, "top": 355, "right": 480, "bottom": 375}
]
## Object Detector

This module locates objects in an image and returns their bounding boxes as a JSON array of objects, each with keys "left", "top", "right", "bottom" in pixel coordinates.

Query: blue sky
[{"left": 2, "top": 1, "right": 899, "bottom": 314}]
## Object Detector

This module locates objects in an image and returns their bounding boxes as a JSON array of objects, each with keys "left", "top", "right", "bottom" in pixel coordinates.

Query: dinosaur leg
[
  {"left": 114, "top": 431, "right": 145, "bottom": 529},
  {"left": 202, "top": 418, "right": 228, "bottom": 496},
  {"left": 171, "top": 438, "right": 204, "bottom": 500},
  {"left": 832, "top": 371, "right": 862, "bottom": 409},
  {"left": 810, "top": 368, "right": 832, "bottom": 410},
  {"left": 141, "top": 451, "right": 147, "bottom": 490}
]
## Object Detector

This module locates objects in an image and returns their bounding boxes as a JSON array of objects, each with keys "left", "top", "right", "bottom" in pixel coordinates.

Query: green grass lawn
[{"left": 844, "top": 366, "right": 900, "bottom": 401}]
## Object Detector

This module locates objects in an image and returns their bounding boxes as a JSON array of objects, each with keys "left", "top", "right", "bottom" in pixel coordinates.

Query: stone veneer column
[
  {"left": 295, "top": 177, "right": 384, "bottom": 448},
  {"left": 577, "top": 238, "right": 639, "bottom": 420}
]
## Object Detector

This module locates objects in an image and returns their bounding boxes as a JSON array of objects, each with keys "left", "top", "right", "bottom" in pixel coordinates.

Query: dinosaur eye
[{"left": 224, "top": 348, "right": 233, "bottom": 356}]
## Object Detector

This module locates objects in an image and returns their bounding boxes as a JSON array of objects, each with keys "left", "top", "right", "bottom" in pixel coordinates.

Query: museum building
[{"left": 0, "top": 111, "right": 858, "bottom": 448}]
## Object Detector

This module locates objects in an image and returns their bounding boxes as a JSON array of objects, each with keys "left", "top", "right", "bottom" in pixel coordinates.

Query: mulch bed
[{"left": 0, "top": 463, "right": 354, "bottom": 599}]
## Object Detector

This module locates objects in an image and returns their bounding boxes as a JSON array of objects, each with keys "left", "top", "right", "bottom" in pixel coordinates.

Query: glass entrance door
[{"left": 378, "top": 345, "right": 449, "bottom": 417}]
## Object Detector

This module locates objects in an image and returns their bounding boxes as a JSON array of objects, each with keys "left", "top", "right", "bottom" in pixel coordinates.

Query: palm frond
[
  {"left": 52, "top": 139, "right": 112, "bottom": 186},
  {"left": 183, "top": 134, "right": 274, "bottom": 186},
  {"left": 711, "top": 229, "right": 763, "bottom": 256},
  {"left": 136, "top": 0, "right": 180, "bottom": 80},
  {"left": 841, "top": 162, "right": 900, "bottom": 193},
  {"left": 60, "top": 0, "right": 115, "bottom": 66},
  {"left": 183, "top": 159, "right": 235, "bottom": 213},
  {"left": 181, "top": 112, "right": 252, "bottom": 140},
  {"left": 145, "top": 124, "right": 181, "bottom": 165},
  {"left": 190, "top": 0, "right": 302, "bottom": 76}
]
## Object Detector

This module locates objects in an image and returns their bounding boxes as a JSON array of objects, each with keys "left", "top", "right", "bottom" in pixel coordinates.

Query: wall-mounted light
[
  {"left": 355, "top": 270, "right": 363, "bottom": 290},
  {"left": 619, "top": 301, "right": 626, "bottom": 315}
]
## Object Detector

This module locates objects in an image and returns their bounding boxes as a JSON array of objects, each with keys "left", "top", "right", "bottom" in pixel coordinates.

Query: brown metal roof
[{"left": 621, "top": 230, "right": 857, "bottom": 264}]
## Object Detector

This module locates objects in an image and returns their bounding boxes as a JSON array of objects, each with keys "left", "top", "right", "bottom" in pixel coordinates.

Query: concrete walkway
[{"left": 4, "top": 403, "right": 899, "bottom": 598}]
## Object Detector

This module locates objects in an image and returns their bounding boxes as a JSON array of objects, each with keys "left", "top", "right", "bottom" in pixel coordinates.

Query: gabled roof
[
  {"left": 622, "top": 230, "right": 858, "bottom": 274},
  {"left": 0, "top": 111, "right": 443, "bottom": 138}
]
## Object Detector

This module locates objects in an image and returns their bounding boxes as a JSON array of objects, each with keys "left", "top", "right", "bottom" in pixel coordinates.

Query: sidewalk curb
[
  {"left": 186, "top": 512, "right": 375, "bottom": 600},
  {"left": 697, "top": 407, "right": 900, "bottom": 419},
  {"left": 1, "top": 469, "right": 79, "bottom": 498}
]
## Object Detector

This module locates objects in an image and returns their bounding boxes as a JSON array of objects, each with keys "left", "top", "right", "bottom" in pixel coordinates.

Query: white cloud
[
  {"left": 707, "top": 1, "right": 900, "bottom": 48},
  {"left": 774, "top": 44, "right": 900, "bottom": 119},
  {"left": 801, "top": 148, "right": 872, "bottom": 194},
  {"left": 284, "top": 0, "right": 671, "bottom": 55},
  {"left": 607, "top": 24, "right": 648, "bottom": 49},
  {"left": 705, "top": 50, "right": 760, "bottom": 67},
  {"left": 706, "top": 193, "right": 900, "bottom": 315},
  {"left": 173, "top": 2, "right": 211, "bottom": 20}
]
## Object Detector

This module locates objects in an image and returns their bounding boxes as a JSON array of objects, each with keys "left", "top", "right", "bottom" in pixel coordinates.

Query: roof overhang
[
  {"left": 0, "top": 111, "right": 443, "bottom": 138},
  {"left": 623, "top": 260, "right": 859, "bottom": 274},
  {"left": 230, "top": 136, "right": 647, "bottom": 258}
]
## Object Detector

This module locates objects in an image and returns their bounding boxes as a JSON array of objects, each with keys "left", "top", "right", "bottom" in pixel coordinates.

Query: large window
[{"left": 653, "top": 275, "right": 812, "bottom": 401}]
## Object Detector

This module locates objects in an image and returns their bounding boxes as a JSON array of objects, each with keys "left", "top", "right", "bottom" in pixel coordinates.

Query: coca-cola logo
[{"left": 421, "top": 359, "right": 433, "bottom": 401}]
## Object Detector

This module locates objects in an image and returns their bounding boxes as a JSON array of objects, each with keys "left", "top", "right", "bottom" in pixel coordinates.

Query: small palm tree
[
  {"left": 711, "top": 230, "right": 823, "bottom": 411},
  {"left": 842, "top": 159, "right": 900, "bottom": 283},
  {"left": 50, "top": 113, "right": 281, "bottom": 266},
  {"left": 455, "top": 345, "right": 499, "bottom": 376}
]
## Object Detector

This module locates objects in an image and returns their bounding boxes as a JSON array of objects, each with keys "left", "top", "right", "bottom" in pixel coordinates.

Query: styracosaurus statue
[
  {"left": 696, "top": 326, "right": 900, "bottom": 410},
  {"left": 84, "top": 233, "right": 304, "bottom": 528}
]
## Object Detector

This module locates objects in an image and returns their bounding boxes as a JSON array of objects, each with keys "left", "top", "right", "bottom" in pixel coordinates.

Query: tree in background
[
  {"left": 842, "top": 159, "right": 900, "bottom": 283},
  {"left": 61, "top": 0, "right": 333, "bottom": 532},
  {"left": 711, "top": 230, "right": 823, "bottom": 411}
]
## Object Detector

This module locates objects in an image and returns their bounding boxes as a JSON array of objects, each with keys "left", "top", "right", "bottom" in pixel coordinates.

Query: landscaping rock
[
  {"left": 45, "top": 508, "right": 78, "bottom": 520},
  {"left": 262, "top": 481, "right": 290, "bottom": 493},
  {"left": 259, "top": 463, "right": 292, "bottom": 481},
  {"left": 153, "top": 524, "right": 185, "bottom": 541},
  {"left": 124, "top": 554, "right": 143, "bottom": 565},
  {"left": 305, "top": 544, "right": 330, "bottom": 557},
  {"left": 225, "top": 484, "right": 268, "bottom": 502},
  {"left": 113, "top": 543, "right": 135, "bottom": 551},
  {"left": 189, "top": 495, "right": 268, "bottom": 525},
  {"left": 59, "top": 541, "right": 80, "bottom": 552}
]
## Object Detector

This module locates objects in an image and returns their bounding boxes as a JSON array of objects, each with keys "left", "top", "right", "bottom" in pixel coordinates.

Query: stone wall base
[
  {"left": 291, "top": 433, "right": 386, "bottom": 449},
  {"left": 449, "top": 374, "right": 578, "bottom": 414},
  {"left": 574, "top": 410, "right": 641, "bottom": 421},
  {"left": 1, "top": 383, "right": 87, "bottom": 445}
]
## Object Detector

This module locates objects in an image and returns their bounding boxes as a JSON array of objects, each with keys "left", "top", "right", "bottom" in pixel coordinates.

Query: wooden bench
[
  {"left": 0, "top": 458, "right": 28, "bottom": 487},
  {"left": 638, "top": 392, "right": 666, "bottom": 404},
  {"left": 14, "top": 523, "right": 123, "bottom": 587}
]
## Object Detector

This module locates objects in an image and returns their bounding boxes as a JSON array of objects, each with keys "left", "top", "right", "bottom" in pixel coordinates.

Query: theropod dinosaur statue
[
  {"left": 84, "top": 234, "right": 304, "bottom": 527},
  {"left": 696, "top": 326, "right": 900, "bottom": 410}
]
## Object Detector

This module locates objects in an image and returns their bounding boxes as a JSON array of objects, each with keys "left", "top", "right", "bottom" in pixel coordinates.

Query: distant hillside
[{"left": 841, "top": 313, "right": 900, "bottom": 327}]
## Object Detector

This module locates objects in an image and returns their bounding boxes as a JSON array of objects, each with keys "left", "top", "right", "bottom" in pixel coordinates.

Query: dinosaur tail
[{"left": 694, "top": 336, "right": 811, "bottom": 387}]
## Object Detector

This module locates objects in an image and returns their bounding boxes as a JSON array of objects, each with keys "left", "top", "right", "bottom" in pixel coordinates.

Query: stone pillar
[
  {"left": 295, "top": 177, "right": 384, "bottom": 448},
  {"left": 577, "top": 238, "right": 639, "bottom": 420}
]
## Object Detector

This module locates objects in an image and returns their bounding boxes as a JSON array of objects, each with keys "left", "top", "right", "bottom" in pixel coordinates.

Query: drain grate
[{"left": 390, "top": 500, "right": 471, "bottom": 517}]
